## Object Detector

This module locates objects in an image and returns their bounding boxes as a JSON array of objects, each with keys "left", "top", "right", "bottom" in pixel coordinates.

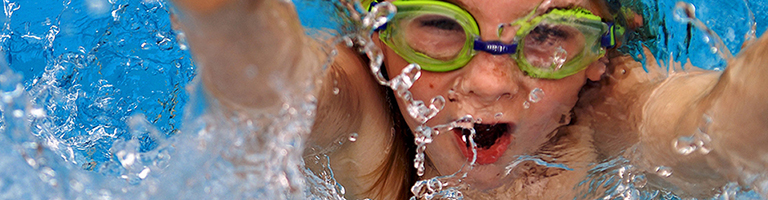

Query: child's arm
[
  {"left": 172, "top": 0, "right": 319, "bottom": 112},
  {"left": 593, "top": 33, "right": 768, "bottom": 197},
  {"left": 170, "top": 1, "right": 401, "bottom": 198}
]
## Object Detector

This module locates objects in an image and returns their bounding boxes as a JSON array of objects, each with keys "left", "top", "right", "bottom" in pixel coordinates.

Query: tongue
[{"left": 454, "top": 129, "right": 512, "bottom": 165}]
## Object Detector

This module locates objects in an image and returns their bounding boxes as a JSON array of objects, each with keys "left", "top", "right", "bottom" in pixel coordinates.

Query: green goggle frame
[{"left": 367, "top": 0, "right": 623, "bottom": 79}]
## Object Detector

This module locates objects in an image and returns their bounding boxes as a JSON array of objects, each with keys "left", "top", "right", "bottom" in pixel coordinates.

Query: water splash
[
  {"left": 353, "top": 4, "right": 484, "bottom": 192},
  {"left": 576, "top": 157, "right": 664, "bottom": 200},
  {"left": 672, "top": 114, "right": 713, "bottom": 155},
  {"left": 503, "top": 155, "right": 573, "bottom": 177},
  {"left": 673, "top": 2, "right": 733, "bottom": 60},
  {"left": 742, "top": 0, "right": 757, "bottom": 44},
  {"left": 409, "top": 117, "right": 478, "bottom": 200}
]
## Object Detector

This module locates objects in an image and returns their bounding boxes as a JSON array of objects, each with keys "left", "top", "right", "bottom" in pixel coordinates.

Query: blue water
[
  {"left": 616, "top": 0, "right": 767, "bottom": 70},
  {"left": 3, "top": 0, "right": 194, "bottom": 166},
  {"left": 0, "top": 0, "right": 766, "bottom": 199}
]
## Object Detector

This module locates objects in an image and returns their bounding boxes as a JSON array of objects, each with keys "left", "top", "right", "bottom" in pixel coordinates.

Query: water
[
  {"left": 613, "top": 0, "right": 767, "bottom": 71},
  {"left": 1, "top": 0, "right": 767, "bottom": 199}
]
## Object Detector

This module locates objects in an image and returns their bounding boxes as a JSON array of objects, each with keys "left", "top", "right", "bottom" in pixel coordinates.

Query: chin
[{"left": 463, "top": 165, "right": 515, "bottom": 191}]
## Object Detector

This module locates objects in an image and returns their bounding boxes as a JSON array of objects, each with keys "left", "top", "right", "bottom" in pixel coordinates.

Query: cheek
[
  {"left": 382, "top": 44, "right": 409, "bottom": 80},
  {"left": 530, "top": 78, "right": 585, "bottom": 117}
]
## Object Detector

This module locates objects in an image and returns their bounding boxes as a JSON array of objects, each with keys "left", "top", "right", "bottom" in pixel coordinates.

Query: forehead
[{"left": 441, "top": 0, "right": 602, "bottom": 19}]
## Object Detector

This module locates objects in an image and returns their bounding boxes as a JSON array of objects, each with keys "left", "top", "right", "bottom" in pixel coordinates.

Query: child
[{"left": 171, "top": 0, "right": 768, "bottom": 199}]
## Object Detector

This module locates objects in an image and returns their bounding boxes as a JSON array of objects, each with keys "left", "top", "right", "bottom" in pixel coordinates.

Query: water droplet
[
  {"left": 673, "top": 135, "right": 697, "bottom": 155},
  {"left": 523, "top": 101, "right": 531, "bottom": 109},
  {"left": 363, "top": 2, "right": 396, "bottom": 30},
  {"left": 348, "top": 133, "right": 358, "bottom": 142},
  {"left": 407, "top": 100, "right": 428, "bottom": 124},
  {"left": 138, "top": 167, "right": 151, "bottom": 179},
  {"left": 29, "top": 108, "right": 45, "bottom": 118},
  {"left": 634, "top": 174, "right": 647, "bottom": 188},
  {"left": 430, "top": 96, "right": 445, "bottom": 111},
  {"left": 401, "top": 64, "right": 421, "bottom": 89},
  {"left": 427, "top": 178, "right": 443, "bottom": 191},
  {"left": 673, "top": 2, "right": 696, "bottom": 23},
  {"left": 528, "top": 88, "right": 544, "bottom": 103},
  {"left": 494, "top": 113, "right": 503, "bottom": 119},
  {"left": 342, "top": 36, "right": 354, "bottom": 47},
  {"left": 332, "top": 88, "right": 340, "bottom": 95},
  {"left": 673, "top": 115, "right": 713, "bottom": 155},
  {"left": 141, "top": 42, "right": 150, "bottom": 50},
  {"left": 552, "top": 47, "right": 567, "bottom": 71},
  {"left": 673, "top": 2, "right": 733, "bottom": 60},
  {"left": 654, "top": 166, "right": 673, "bottom": 177},
  {"left": 12, "top": 109, "right": 23, "bottom": 117}
]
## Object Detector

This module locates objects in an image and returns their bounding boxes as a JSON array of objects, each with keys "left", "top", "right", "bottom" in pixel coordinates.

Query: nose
[{"left": 457, "top": 52, "right": 521, "bottom": 103}]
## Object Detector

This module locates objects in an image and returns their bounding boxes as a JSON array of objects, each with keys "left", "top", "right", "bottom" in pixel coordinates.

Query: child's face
[{"left": 377, "top": 0, "right": 606, "bottom": 189}]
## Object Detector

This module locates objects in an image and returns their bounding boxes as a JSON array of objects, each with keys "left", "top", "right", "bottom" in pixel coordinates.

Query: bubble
[
  {"left": 654, "top": 166, "right": 673, "bottom": 177},
  {"left": 494, "top": 113, "right": 503, "bottom": 119},
  {"left": 348, "top": 133, "right": 358, "bottom": 142},
  {"left": 332, "top": 88, "right": 340, "bottom": 95},
  {"left": 523, "top": 101, "right": 531, "bottom": 109}
]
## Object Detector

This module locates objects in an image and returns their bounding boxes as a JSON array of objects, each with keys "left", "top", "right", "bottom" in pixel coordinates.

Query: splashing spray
[{"left": 673, "top": 2, "right": 733, "bottom": 60}]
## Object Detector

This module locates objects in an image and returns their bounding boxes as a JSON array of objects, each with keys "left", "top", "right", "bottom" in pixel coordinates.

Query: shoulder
[{"left": 307, "top": 44, "right": 403, "bottom": 199}]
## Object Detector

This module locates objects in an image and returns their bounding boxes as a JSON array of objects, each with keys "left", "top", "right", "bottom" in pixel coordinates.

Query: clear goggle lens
[{"left": 397, "top": 15, "right": 591, "bottom": 69}]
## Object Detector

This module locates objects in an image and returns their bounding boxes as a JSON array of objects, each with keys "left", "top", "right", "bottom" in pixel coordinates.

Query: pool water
[{"left": 0, "top": 0, "right": 766, "bottom": 199}]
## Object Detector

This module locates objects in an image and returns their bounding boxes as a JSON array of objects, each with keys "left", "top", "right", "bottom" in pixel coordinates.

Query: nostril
[{"left": 500, "top": 93, "right": 512, "bottom": 99}]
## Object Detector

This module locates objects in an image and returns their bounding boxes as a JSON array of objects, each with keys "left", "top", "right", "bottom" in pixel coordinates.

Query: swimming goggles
[{"left": 367, "top": 0, "right": 623, "bottom": 79}]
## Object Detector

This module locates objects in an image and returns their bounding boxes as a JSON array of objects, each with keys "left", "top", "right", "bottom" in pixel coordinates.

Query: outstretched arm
[
  {"left": 589, "top": 32, "right": 768, "bottom": 197},
  {"left": 172, "top": 0, "right": 321, "bottom": 112},
  {"left": 170, "top": 1, "right": 403, "bottom": 198}
]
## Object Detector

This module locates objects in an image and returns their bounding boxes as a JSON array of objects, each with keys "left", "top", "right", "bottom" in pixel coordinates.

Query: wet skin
[
  {"left": 172, "top": 0, "right": 768, "bottom": 199},
  {"left": 375, "top": 0, "right": 606, "bottom": 191}
]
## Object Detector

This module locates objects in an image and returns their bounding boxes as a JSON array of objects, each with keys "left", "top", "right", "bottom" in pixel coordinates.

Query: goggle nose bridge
[{"left": 473, "top": 39, "right": 518, "bottom": 55}]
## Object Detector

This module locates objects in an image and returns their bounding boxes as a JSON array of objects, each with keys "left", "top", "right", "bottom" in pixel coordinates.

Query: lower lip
[{"left": 453, "top": 129, "right": 513, "bottom": 165}]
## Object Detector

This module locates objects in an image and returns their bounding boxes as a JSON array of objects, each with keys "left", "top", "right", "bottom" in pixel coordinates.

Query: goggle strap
[
  {"left": 601, "top": 22, "right": 624, "bottom": 49},
  {"left": 473, "top": 39, "right": 517, "bottom": 55},
  {"left": 368, "top": 0, "right": 388, "bottom": 32},
  {"left": 366, "top": 0, "right": 379, "bottom": 11}
]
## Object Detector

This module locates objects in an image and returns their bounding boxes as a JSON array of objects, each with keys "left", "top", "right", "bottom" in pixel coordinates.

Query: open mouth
[{"left": 453, "top": 123, "right": 514, "bottom": 165}]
